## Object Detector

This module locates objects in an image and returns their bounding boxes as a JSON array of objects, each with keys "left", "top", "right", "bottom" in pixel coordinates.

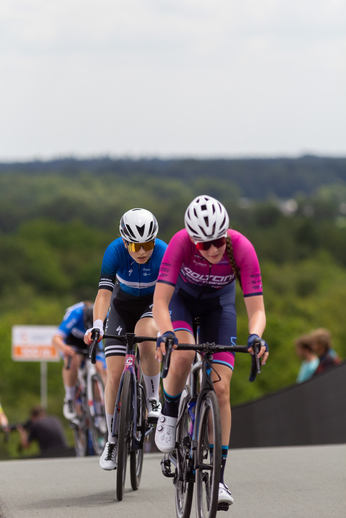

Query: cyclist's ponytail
[{"left": 226, "top": 235, "right": 242, "bottom": 291}]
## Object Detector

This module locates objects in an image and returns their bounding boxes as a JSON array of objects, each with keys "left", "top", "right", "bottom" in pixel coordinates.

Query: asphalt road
[{"left": 0, "top": 445, "right": 345, "bottom": 518}]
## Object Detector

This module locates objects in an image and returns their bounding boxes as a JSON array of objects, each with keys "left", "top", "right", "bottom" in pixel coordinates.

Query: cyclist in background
[
  {"left": 52, "top": 301, "right": 107, "bottom": 420},
  {"left": 154, "top": 195, "right": 268, "bottom": 507},
  {"left": 84, "top": 208, "right": 167, "bottom": 471}
]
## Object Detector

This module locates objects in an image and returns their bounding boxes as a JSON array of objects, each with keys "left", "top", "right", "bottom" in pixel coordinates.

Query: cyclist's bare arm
[
  {"left": 153, "top": 282, "right": 175, "bottom": 362},
  {"left": 52, "top": 334, "right": 75, "bottom": 358},
  {"left": 84, "top": 289, "right": 112, "bottom": 345},
  {"left": 244, "top": 295, "right": 268, "bottom": 362}
]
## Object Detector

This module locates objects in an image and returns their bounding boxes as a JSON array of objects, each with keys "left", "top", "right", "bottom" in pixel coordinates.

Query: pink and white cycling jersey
[{"left": 157, "top": 229, "right": 262, "bottom": 297}]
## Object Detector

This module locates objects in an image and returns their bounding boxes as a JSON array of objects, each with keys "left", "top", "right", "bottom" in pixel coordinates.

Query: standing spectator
[
  {"left": 310, "top": 328, "right": 341, "bottom": 376},
  {"left": 295, "top": 334, "right": 319, "bottom": 383},
  {"left": 17, "top": 405, "right": 68, "bottom": 456}
]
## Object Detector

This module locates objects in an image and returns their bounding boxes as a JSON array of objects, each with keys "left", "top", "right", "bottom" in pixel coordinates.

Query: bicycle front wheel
[
  {"left": 116, "top": 370, "right": 133, "bottom": 501},
  {"left": 130, "top": 377, "right": 146, "bottom": 490},
  {"left": 174, "top": 385, "right": 194, "bottom": 518},
  {"left": 195, "top": 391, "right": 221, "bottom": 518}
]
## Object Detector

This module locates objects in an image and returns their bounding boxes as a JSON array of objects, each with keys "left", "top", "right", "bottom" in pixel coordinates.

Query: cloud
[{"left": 0, "top": 0, "right": 345, "bottom": 159}]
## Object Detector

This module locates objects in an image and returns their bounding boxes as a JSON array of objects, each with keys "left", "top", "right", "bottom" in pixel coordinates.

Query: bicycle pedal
[
  {"left": 147, "top": 416, "right": 159, "bottom": 425},
  {"left": 160, "top": 457, "right": 174, "bottom": 478},
  {"left": 217, "top": 503, "right": 230, "bottom": 512}
]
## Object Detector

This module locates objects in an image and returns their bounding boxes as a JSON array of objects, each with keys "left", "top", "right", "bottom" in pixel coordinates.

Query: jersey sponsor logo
[
  {"left": 183, "top": 267, "right": 235, "bottom": 286},
  {"left": 128, "top": 269, "right": 133, "bottom": 276},
  {"left": 116, "top": 326, "right": 123, "bottom": 335}
]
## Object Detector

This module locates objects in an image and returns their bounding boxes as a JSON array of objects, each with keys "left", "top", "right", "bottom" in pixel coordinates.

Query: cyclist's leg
[
  {"left": 62, "top": 353, "right": 79, "bottom": 397},
  {"left": 155, "top": 292, "right": 195, "bottom": 452},
  {"left": 100, "top": 305, "right": 127, "bottom": 469},
  {"left": 62, "top": 341, "right": 81, "bottom": 420},
  {"left": 199, "top": 290, "right": 236, "bottom": 505},
  {"left": 164, "top": 290, "right": 196, "bottom": 403}
]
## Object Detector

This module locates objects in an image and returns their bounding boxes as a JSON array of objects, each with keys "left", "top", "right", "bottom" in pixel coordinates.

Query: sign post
[{"left": 12, "top": 326, "right": 60, "bottom": 409}]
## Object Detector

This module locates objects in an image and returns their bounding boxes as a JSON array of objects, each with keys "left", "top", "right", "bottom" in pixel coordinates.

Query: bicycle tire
[
  {"left": 87, "top": 373, "right": 107, "bottom": 455},
  {"left": 116, "top": 370, "right": 133, "bottom": 501},
  {"left": 72, "top": 416, "right": 89, "bottom": 457},
  {"left": 130, "top": 377, "right": 146, "bottom": 490},
  {"left": 195, "top": 391, "right": 221, "bottom": 518},
  {"left": 174, "top": 385, "right": 194, "bottom": 518},
  {"left": 72, "top": 380, "right": 89, "bottom": 457}
]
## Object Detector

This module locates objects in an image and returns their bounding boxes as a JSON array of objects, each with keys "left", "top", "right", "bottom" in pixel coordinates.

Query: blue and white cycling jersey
[
  {"left": 56, "top": 302, "right": 86, "bottom": 341},
  {"left": 98, "top": 237, "right": 167, "bottom": 297},
  {"left": 56, "top": 302, "right": 106, "bottom": 366}
]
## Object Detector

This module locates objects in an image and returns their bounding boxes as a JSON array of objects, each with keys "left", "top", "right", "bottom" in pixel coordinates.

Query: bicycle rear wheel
[
  {"left": 88, "top": 373, "right": 107, "bottom": 455},
  {"left": 130, "top": 377, "right": 146, "bottom": 490},
  {"left": 195, "top": 391, "right": 221, "bottom": 518},
  {"left": 116, "top": 370, "right": 133, "bottom": 501},
  {"left": 174, "top": 385, "right": 194, "bottom": 518},
  {"left": 72, "top": 381, "right": 88, "bottom": 457},
  {"left": 72, "top": 422, "right": 88, "bottom": 457}
]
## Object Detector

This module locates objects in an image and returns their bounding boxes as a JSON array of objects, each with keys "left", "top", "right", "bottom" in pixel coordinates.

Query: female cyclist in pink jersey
[{"left": 153, "top": 195, "right": 268, "bottom": 506}]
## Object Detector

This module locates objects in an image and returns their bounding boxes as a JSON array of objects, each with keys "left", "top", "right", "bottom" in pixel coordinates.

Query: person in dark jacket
[{"left": 17, "top": 405, "right": 67, "bottom": 455}]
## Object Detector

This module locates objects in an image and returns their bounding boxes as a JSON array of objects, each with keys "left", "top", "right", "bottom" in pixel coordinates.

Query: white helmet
[
  {"left": 184, "top": 195, "right": 229, "bottom": 241},
  {"left": 119, "top": 208, "right": 158, "bottom": 243}
]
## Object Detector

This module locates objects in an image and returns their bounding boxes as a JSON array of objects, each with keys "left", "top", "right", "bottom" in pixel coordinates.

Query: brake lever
[
  {"left": 161, "top": 337, "right": 174, "bottom": 379},
  {"left": 89, "top": 329, "right": 100, "bottom": 364},
  {"left": 249, "top": 339, "right": 261, "bottom": 382}
]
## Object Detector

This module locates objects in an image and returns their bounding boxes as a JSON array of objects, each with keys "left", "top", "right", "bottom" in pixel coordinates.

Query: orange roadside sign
[{"left": 12, "top": 326, "right": 60, "bottom": 362}]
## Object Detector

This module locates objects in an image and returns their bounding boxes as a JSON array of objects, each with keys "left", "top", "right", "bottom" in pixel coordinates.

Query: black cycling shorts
[{"left": 104, "top": 292, "right": 154, "bottom": 358}]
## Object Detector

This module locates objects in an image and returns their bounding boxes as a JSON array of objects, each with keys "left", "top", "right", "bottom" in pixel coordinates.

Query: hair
[
  {"left": 30, "top": 405, "right": 45, "bottom": 419},
  {"left": 226, "top": 235, "right": 242, "bottom": 290},
  {"left": 309, "top": 328, "right": 332, "bottom": 352},
  {"left": 294, "top": 334, "right": 314, "bottom": 353}
]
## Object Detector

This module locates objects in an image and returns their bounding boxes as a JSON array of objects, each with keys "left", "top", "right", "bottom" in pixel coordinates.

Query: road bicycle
[
  {"left": 90, "top": 332, "right": 157, "bottom": 501},
  {"left": 160, "top": 321, "right": 262, "bottom": 518},
  {"left": 66, "top": 348, "right": 107, "bottom": 457}
]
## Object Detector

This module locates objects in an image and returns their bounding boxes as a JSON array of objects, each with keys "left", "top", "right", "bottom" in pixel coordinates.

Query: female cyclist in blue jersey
[
  {"left": 153, "top": 195, "right": 268, "bottom": 506},
  {"left": 52, "top": 301, "right": 107, "bottom": 421},
  {"left": 84, "top": 208, "right": 167, "bottom": 470}
]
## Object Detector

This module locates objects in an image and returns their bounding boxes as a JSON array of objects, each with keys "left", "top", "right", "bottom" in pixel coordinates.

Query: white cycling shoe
[
  {"left": 147, "top": 398, "right": 162, "bottom": 421},
  {"left": 99, "top": 441, "right": 117, "bottom": 470},
  {"left": 63, "top": 399, "right": 76, "bottom": 420},
  {"left": 154, "top": 412, "right": 177, "bottom": 453},
  {"left": 218, "top": 483, "right": 234, "bottom": 506}
]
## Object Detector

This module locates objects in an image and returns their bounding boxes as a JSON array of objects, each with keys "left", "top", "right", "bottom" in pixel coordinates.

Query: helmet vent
[
  {"left": 126, "top": 225, "right": 136, "bottom": 239},
  {"left": 136, "top": 224, "right": 145, "bottom": 237}
]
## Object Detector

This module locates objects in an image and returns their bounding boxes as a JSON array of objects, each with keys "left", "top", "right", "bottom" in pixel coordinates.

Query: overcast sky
[{"left": 1, "top": 0, "right": 345, "bottom": 161}]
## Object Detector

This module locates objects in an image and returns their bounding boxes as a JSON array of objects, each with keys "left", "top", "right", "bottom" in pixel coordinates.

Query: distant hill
[{"left": 1, "top": 155, "right": 346, "bottom": 199}]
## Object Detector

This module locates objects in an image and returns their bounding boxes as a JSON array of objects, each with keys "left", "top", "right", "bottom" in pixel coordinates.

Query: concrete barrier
[{"left": 230, "top": 361, "right": 346, "bottom": 448}]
